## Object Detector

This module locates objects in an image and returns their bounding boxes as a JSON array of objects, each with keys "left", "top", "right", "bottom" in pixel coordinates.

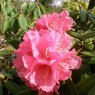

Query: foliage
[{"left": 0, "top": 0, "right": 95, "bottom": 95}]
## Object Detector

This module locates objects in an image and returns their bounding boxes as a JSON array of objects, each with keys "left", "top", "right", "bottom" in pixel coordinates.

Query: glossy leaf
[{"left": 76, "top": 73, "right": 95, "bottom": 88}]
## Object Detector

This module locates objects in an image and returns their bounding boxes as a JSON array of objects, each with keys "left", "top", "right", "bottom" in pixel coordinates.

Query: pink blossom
[
  {"left": 13, "top": 10, "right": 82, "bottom": 95},
  {"left": 36, "top": 10, "right": 73, "bottom": 32}
]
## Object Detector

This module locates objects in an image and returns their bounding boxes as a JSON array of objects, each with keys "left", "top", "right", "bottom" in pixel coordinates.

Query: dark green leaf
[
  {"left": 0, "top": 83, "right": 3, "bottom": 95},
  {"left": 69, "top": 31, "right": 95, "bottom": 41},
  {"left": 17, "top": 89, "right": 37, "bottom": 95},
  {"left": 78, "top": 79, "right": 95, "bottom": 95},
  {"left": 9, "top": 40, "right": 20, "bottom": 49},
  {"left": 4, "top": 81, "right": 22, "bottom": 95},
  {"left": 3, "top": 73, "right": 12, "bottom": 78},
  {"left": 87, "top": 12, "right": 95, "bottom": 25},
  {"left": 88, "top": 57, "right": 95, "bottom": 64},
  {"left": 87, "top": 85, "right": 95, "bottom": 95},
  {"left": 76, "top": 73, "right": 95, "bottom": 95},
  {"left": 65, "top": 80, "right": 80, "bottom": 95},
  {"left": 79, "top": 31, "right": 95, "bottom": 40},
  {"left": 60, "top": 80, "right": 80, "bottom": 95},
  {"left": 80, "top": 9, "right": 87, "bottom": 22},
  {"left": 68, "top": 31, "right": 82, "bottom": 40},
  {"left": 12, "top": 18, "right": 19, "bottom": 33}
]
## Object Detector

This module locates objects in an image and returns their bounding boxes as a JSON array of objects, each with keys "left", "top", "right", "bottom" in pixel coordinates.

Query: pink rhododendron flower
[{"left": 13, "top": 10, "right": 82, "bottom": 95}]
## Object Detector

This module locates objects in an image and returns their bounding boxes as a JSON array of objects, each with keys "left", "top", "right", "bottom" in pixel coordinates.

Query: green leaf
[
  {"left": 76, "top": 73, "right": 95, "bottom": 88},
  {"left": 39, "top": 4, "right": 47, "bottom": 14},
  {"left": 34, "top": 8, "right": 39, "bottom": 20},
  {"left": 2, "top": 4, "right": 8, "bottom": 18},
  {"left": 80, "top": 9, "right": 87, "bottom": 22},
  {"left": 6, "top": 2, "right": 13, "bottom": 15},
  {"left": 12, "top": 18, "right": 19, "bottom": 33},
  {"left": 0, "top": 83, "right": 3, "bottom": 95},
  {"left": 65, "top": 80, "right": 80, "bottom": 95},
  {"left": 79, "top": 79, "right": 95, "bottom": 95},
  {"left": 3, "top": 20, "right": 9, "bottom": 32},
  {"left": 28, "top": 2, "right": 36, "bottom": 12},
  {"left": 17, "top": 89, "right": 37, "bottom": 95},
  {"left": 79, "top": 31, "right": 95, "bottom": 40},
  {"left": 60, "top": 79, "right": 80, "bottom": 95},
  {"left": 18, "top": 14, "right": 28, "bottom": 30},
  {"left": 88, "top": 57, "right": 95, "bottom": 64},
  {"left": 87, "top": 85, "right": 95, "bottom": 95},
  {"left": 83, "top": 38, "right": 94, "bottom": 51},
  {"left": 76, "top": 73, "right": 95, "bottom": 95},
  {"left": 9, "top": 39, "right": 20, "bottom": 49},
  {"left": 37, "top": 6, "right": 42, "bottom": 17},
  {"left": 69, "top": 31, "right": 95, "bottom": 41},
  {"left": 3, "top": 73, "right": 12, "bottom": 78},
  {"left": 9, "top": 13, "right": 18, "bottom": 21},
  {"left": 87, "top": 12, "right": 95, "bottom": 26},
  {"left": 4, "top": 81, "right": 22, "bottom": 95},
  {"left": 81, "top": 51, "right": 95, "bottom": 57},
  {"left": 68, "top": 31, "right": 82, "bottom": 40},
  {"left": 0, "top": 49, "right": 13, "bottom": 57},
  {"left": 21, "top": 2, "right": 28, "bottom": 13}
]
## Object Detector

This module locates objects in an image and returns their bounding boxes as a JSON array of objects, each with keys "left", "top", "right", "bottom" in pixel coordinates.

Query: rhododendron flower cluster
[{"left": 13, "top": 10, "right": 82, "bottom": 95}]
